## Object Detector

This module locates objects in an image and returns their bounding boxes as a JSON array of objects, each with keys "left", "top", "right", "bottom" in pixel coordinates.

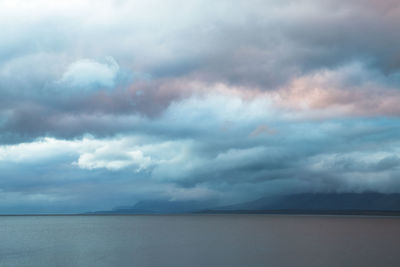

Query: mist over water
[{"left": 0, "top": 215, "right": 399, "bottom": 267}]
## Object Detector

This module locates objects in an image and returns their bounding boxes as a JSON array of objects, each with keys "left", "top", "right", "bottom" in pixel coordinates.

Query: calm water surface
[{"left": 0, "top": 215, "right": 399, "bottom": 267}]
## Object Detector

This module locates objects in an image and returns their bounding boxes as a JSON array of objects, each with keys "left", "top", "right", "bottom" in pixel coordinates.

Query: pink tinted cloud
[
  {"left": 273, "top": 72, "right": 400, "bottom": 117},
  {"left": 75, "top": 67, "right": 400, "bottom": 120}
]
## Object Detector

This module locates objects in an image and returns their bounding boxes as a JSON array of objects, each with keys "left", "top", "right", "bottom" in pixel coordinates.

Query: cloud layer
[{"left": 0, "top": 0, "right": 400, "bottom": 213}]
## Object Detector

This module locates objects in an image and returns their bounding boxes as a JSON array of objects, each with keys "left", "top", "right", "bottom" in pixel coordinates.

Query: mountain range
[{"left": 88, "top": 192, "right": 400, "bottom": 215}]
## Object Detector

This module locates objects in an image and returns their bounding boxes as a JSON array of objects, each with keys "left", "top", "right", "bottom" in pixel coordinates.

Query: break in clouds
[{"left": 1, "top": 0, "right": 400, "bottom": 213}]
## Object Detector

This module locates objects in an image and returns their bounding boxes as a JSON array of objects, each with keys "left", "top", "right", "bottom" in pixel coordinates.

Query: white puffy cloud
[
  {"left": 58, "top": 57, "right": 120, "bottom": 89},
  {"left": 77, "top": 145, "right": 151, "bottom": 171},
  {"left": 0, "top": 137, "right": 78, "bottom": 163}
]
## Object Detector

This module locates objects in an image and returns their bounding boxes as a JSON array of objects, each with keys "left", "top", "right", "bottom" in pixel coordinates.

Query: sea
[{"left": 0, "top": 215, "right": 399, "bottom": 266}]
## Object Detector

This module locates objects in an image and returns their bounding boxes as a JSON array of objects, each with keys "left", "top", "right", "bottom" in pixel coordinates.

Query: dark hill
[
  {"left": 204, "top": 192, "right": 400, "bottom": 214},
  {"left": 88, "top": 193, "right": 400, "bottom": 215}
]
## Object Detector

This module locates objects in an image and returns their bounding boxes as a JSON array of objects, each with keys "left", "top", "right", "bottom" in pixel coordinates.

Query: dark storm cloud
[
  {"left": 1, "top": 97, "right": 400, "bottom": 212},
  {"left": 186, "top": 0, "right": 400, "bottom": 88}
]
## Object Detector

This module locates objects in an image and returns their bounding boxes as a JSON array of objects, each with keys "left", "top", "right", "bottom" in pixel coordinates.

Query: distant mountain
[
  {"left": 204, "top": 192, "right": 400, "bottom": 214},
  {"left": 88, "top": 192, "right": 400, "bottom": 215},
  {"left": 88, "top": 199, "right": 215, "bottom": 214}
]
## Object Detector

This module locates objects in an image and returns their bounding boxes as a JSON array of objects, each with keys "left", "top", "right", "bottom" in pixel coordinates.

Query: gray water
[{"left": 0, "top": 215, "right": 399, "bottom": 267}]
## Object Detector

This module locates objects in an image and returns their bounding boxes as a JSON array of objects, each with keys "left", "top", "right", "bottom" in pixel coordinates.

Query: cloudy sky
[{"left": 1, "top": 0, "right": 400, "bottom": 213}]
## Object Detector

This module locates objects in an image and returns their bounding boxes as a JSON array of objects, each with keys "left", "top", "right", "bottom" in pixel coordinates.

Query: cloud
[
  {"left": 76, "top": 143, "right": 152, "bottom": 171},
  {"left": 1, "top": 0, "right": 400, "bottom": 212},
  {"left": 249, "top": 124, "right": 277, "bottom": 138},
  {"left": 1, "top": 0, "right": 400, "bottom": 89},
  {"left": 58, "top": 57, "right": 120, "bottom": 89},
  {"left": 273, "top": 63, "right": 400, "bottom": 117},
  {"left": 1, "top": 92, "right": 400, "bottom": 212},
  {"left": 0, "top": 137, "right": 78, "bottom": 163}
]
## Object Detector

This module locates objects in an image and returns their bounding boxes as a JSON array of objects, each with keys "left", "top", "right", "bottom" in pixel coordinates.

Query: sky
[{"left": 1, "top": 0, "right": 400, "bottom": 213}]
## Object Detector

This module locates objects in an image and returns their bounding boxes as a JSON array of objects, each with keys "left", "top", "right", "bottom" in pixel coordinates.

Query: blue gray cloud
[{"left": 0, "top": 0, "right": 400, "bottom": 213}]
